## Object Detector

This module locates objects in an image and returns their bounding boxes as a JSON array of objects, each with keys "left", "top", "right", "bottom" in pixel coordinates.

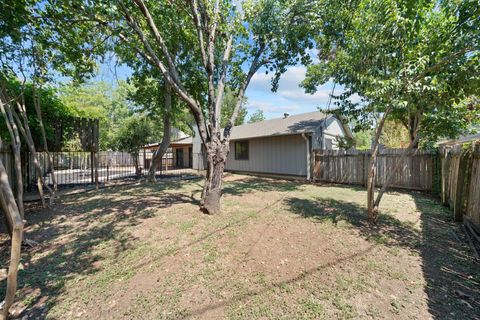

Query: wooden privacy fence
[
  {"left": 440, "top": 142, "right": 480, "bottom": 231},
  {"left": 313, "top": 148, "right": 439, "bottom": 191}
]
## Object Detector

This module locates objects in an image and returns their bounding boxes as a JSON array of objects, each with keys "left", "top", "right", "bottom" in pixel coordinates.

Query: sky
[
  {"left": 246, "top": 66, "right": 339, "bottom": 119},
  {"left": 94, "top": 58, "right": 341, "bottom": 120}
]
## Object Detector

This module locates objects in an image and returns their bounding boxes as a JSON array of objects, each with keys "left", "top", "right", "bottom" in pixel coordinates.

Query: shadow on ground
[
  {"left": 0, "top": 179, "right": 201, "bottom": 318},
  {"left": 414, "top": 197, "right": 480, "bottom": 319},
  {"left": 1, "top": 178, "right": 479, "bottom": 319},
  {"left": 222, "top": 177, "right": 300, "bottom": 196},
  {"left": 282, "top": 195, "right": 480, "bottom": 319}
]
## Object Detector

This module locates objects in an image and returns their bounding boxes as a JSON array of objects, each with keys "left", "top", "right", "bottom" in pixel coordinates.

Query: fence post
[
  {"left": 94, "top": 152, "right": 99, "bottom": 190},
  {"left": 90, "top": 151, "right": 94, "bottom": 185},
  {"left": 94, "top": 119, "right": 99, "bottom": 190},
  {"left": 363, "top": 152, "right": 369, "bottom": 187},
  {"left": 453, "top": 151, "right": 467, "bottom": 222},
  {"left": 441, "top": 149, "right": 448, "bottom": 205}
]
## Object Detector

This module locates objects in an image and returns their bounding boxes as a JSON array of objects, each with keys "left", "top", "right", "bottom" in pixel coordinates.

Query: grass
[{"left": 0, "top": 174, "right": 479, "bottom": 319}]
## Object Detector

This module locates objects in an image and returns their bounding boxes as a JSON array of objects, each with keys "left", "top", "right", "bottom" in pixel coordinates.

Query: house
[
  {"left": 142, "top": 131, "right": 193, "bottom": 169},
  {"left": 192, "top": 111, "right": 353, "bottom": 179},
  {"left": 170, "top": 136, "right": 193, "bottom": 168},
  {"left": 437, "top": 132, "right": 480, "bottom": 147}
]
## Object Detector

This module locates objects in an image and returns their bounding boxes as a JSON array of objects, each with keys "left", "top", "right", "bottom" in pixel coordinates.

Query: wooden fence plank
[{"left": 313, "top": 149, "right": 438, "bottom": 191}]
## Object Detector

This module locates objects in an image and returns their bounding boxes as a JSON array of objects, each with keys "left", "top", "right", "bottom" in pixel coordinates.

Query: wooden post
[
  {"left": 453, "top": 151, "right": 467, "bottom": 222},
  {"left": 90, "top": 151, "right": 94, "bottom": 185},
  {"left": 94, "top": 120, "right": 99, "bottom": 189},
  {"left": 461, "top": 143, "right": 477, "bottom": 223},
  {"left": 441, "top": 148, "right": 449, "bottom": 205}
]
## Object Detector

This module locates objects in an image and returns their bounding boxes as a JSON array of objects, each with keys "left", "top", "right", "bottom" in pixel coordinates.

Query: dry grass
[{"left": 1, "top": 174, "right": 479, "bottom": 319}]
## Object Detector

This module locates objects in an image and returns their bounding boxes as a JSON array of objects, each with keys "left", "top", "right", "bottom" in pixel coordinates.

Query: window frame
[{"left": 234, "top": 140, "right": 249, "bottom": 160}]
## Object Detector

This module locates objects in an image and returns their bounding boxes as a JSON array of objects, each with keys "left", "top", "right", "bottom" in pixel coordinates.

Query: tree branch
[
  {"left": 132, "top": 0, "right": 181, "bottom": 81},
  {"left": 225, "top": 43, "right": 267, "bottom": 137},
  {"left": 188, "top": 0, "right": 208, "bottom": 69},
  {"left": 213, "top": 35, "right": 233, "bottom": 131},
  {"left": 121, "top": 8, "right": 208, "bottom": 143}
]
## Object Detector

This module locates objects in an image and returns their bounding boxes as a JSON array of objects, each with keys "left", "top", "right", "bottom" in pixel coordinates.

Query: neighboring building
[
  {"left": 142, "top": 129, "right": 193, "bottom": 169},
  {"left": 170, "top": 136, "right": 193, "bottom": 168},
  {"left": 437, "top": 133, "right": 480, "bottom": 147},
  {"left": 192, "top": 111, "right": 353, "bottom": 179}
]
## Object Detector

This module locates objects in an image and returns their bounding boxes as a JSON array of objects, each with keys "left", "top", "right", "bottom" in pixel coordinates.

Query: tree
[
  {"left": 59, "top": 81, "right": 133, "bottom": 150},
  {"left": 354, "top": 130, "right": 373, "bottom": 150},
  {"left": 380, "top": 120, "right": 410, "bottom": 148},
  {"left": 221, "top": 87, "right": 248, "bottom": 127},
  {"left": 0, "top": 0, "right": 106, "bottom": 313},
  {"left": 303, "top": 0, "right": 480, "bottom": 223},
  {"left": 126, "top": 67, "right": 195, "bottom": 182},
  {"left": 112, "top": 114, "right": 161, "bottom": 174},
  {"left": 248, "top": 109, "right": 266, "bottom": 123},
  {"left": 55, "top": 0, "right": 315, "bottom": 213}
]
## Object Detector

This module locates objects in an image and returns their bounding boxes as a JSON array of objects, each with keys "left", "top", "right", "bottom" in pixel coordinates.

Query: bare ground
[{"left": 1, "top": 174, "right": 479, "bottom": 319}]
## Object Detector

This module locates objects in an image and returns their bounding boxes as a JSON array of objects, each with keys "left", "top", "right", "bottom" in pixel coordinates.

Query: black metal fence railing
[{"left": 24, "top": 150, "right": 202, "bottom": 191}]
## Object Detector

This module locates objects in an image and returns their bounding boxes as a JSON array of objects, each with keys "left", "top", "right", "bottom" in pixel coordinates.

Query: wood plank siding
[
  {"left": 225, "top": 134, "right": 308, "bottom": 176},
  {"left": 313, "top": 149, "right": 439, "bottom": 191}
]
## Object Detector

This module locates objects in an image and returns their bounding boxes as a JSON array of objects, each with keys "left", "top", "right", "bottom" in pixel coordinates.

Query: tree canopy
[
  {"left": 303, "top": 0, "right": 480, "bottom": 147},
  {"left": 111, "top": 114, "right": 160, "bottom": 156},
  {"left": 248, "top": 109, "right": 266, "bottom": 123},
  {"left": 302, "top": 0, "right": 480, "bottom": 222},
  {"left": 58, "top": 80, "right": 135, "bottom": 150},
  {"left": 47, "top": 0, "right": 316, "bottom": 213}
]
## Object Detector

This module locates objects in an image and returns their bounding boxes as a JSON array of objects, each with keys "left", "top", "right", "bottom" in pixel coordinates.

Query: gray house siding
[
  {"left": 191, "top": 113, "right": 352, "bottom": 174},
  {"left": 192, "top": 126, "right": 206, "bottom": 170},
  {"left": 225, "top": 134, "right": 307, "bottom": 176},
  {"left": 323, "top": 117, "right": 345, "bottom": 150}
]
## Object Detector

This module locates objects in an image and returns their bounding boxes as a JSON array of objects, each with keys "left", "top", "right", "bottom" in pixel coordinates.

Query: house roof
[
  {"left": 142, "top": 136, "right": 193, "bottom": 150},
  {"left": 170, "top": 136, "right": 193, "bottom": 145},
  {"left": 228, "top": 111, "right": 336, "bottom": 140},
  {"left": 438, "top": 133, "right": 480, "bottom": 146}
]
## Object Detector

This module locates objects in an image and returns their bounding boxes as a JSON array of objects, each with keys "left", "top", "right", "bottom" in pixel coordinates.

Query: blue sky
[
  {"left": 94, "top": 59, "right": 340, "bottom": 120},
  {"left": 246, "top": 66, "right": 339, "bottom": 119}
]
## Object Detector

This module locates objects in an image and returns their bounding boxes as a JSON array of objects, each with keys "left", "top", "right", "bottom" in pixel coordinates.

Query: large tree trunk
[
  {"left": 367, "top": 109, "right": 390, "bottom": 224},
  {"left": 370, "top": 119, "right": 421, "bottom": 218},
  {"left": 11, "top": 145, "right": 23, "bottom": 219},
  {"left": 147, "top": 84, "right": 172, "bottom": 182},
  {"left": 0, "top": 156, "right": 24, "bottom": 320},
  {"left": 0, "top": 97, "right": 24, "bottom": 219},
  {"left": 200, "top": 139, "right": 228, "bottom": 214},
  {"left": 407, "top": 115, "right": 419, "bottom": 149},
  {"left": 372, "top": 136, "right": 420, "bottom": 213},
  {"left": 132, "top": 153, "right": 140, "bottom": 176},
  {"left": 12, "top": 108, "right": 52, "bottom": 207}
]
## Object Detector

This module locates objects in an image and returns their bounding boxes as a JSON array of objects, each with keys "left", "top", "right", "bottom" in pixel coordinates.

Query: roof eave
[{"left": 229, "top": 131, "right": 315, "bottom": 141}]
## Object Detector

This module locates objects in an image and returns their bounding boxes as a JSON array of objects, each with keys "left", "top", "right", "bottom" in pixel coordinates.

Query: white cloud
[
  {"left": 249, "top": 65, "right": 306, "bottom": 90},
  {"left": 247, "top": 101, "right": 301, "bottom": 113},
  {"left": 248, "top": 65, "right": 336, "bottom": 107},
  {"left": 278, "top": 89, "right": 330, "bottom": 103}
]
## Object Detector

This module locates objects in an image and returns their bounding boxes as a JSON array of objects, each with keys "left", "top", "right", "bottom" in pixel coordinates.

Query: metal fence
[{"left": 24, "top": 149, "right": 201, "bottom": 191}]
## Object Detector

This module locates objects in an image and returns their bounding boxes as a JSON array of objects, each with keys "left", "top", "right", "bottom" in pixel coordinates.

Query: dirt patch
[{"left": 1, "top": 175, "right": 479, "bottom": 319}]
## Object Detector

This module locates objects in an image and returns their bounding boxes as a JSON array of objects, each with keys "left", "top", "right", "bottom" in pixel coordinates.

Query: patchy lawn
[{"left": 1, "top": 174, "right": 479, "bottom": 319}]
